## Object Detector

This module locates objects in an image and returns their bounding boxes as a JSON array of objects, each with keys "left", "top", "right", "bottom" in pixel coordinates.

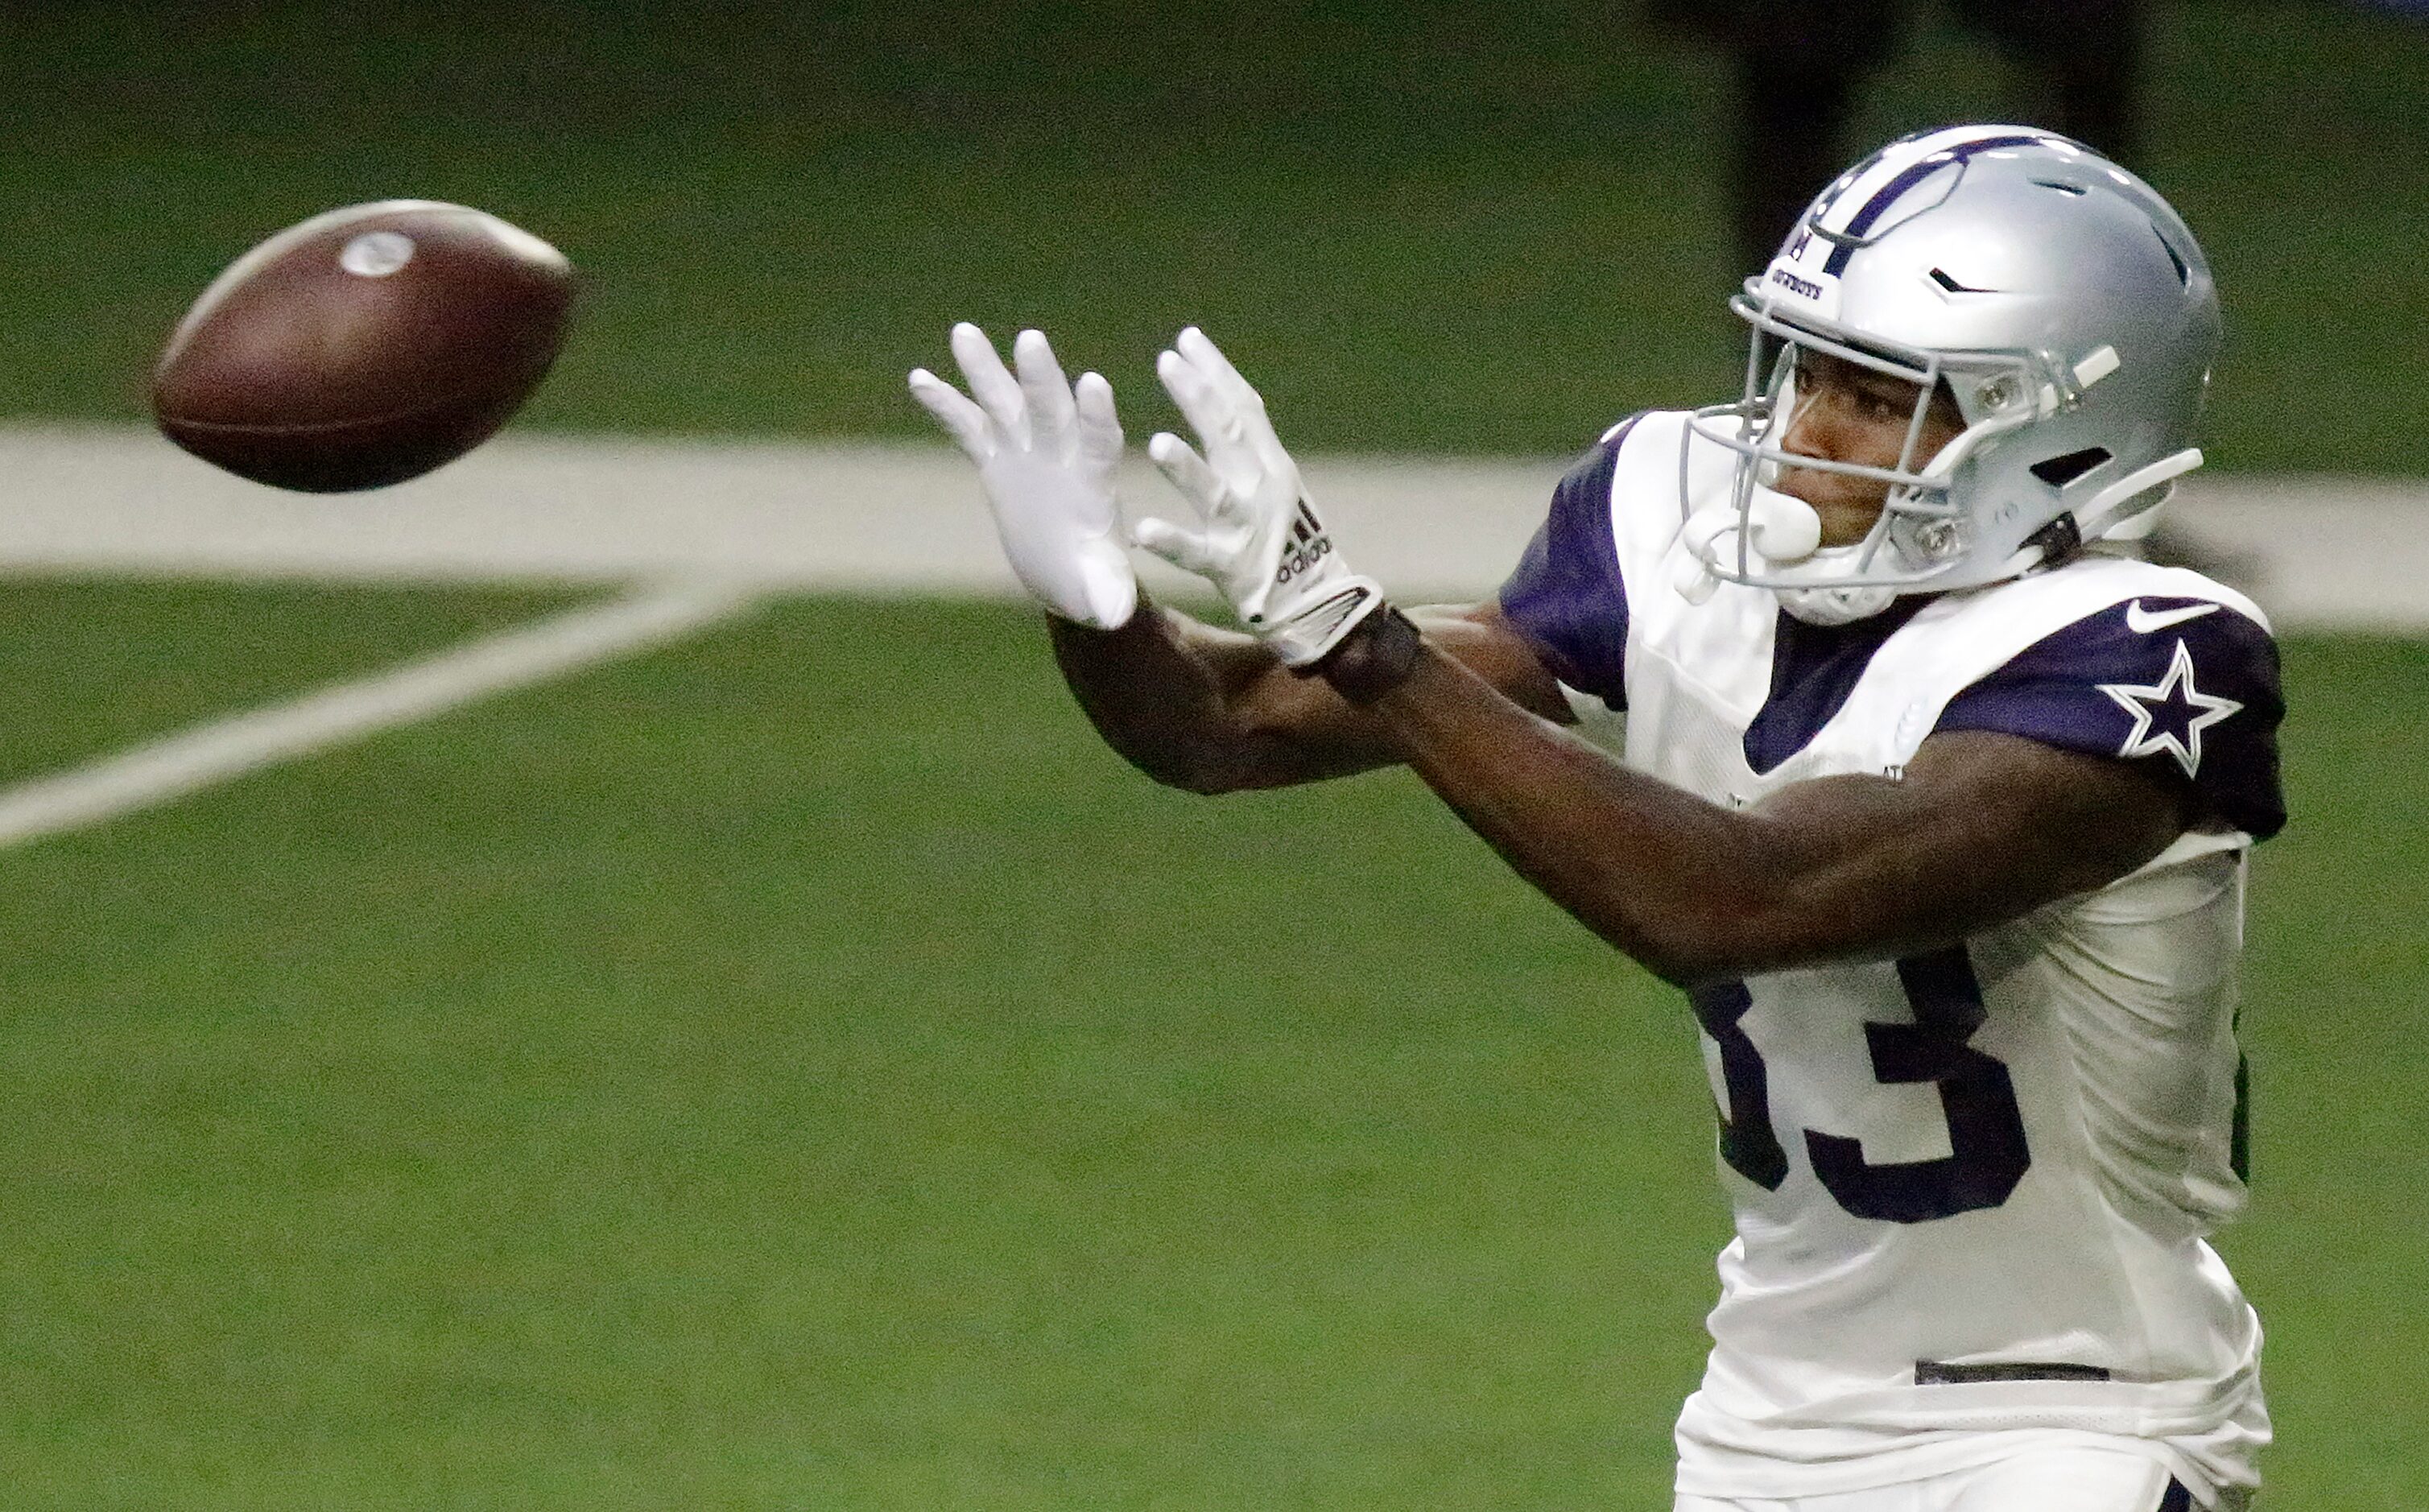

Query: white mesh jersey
[{"left": 1496, "top": 412, "right": 2286, "bottom": 1506}]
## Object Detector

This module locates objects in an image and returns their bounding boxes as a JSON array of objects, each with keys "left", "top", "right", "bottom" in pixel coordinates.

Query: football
[{"left": 152, "top": 200, "right": 576, "bottom": 493}]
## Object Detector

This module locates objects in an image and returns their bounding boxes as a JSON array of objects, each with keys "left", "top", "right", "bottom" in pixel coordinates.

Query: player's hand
[
  {"left": 909, "top": 323, "right": 1138, "bottom": 630},
  {"left": 1131, "top": 327, "right": 1384, "bottom": 666}
]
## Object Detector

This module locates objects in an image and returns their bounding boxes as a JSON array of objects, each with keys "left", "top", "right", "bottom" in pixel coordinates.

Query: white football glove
[
  {"left": 908, "top": 323, "right": 1138, "bottom": 630},
  {"left": 1131, "top": 327, "right": 1383, "bottom": 666}
]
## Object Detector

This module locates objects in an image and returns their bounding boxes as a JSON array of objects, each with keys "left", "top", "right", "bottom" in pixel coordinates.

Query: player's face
[{"left": 1774, "top": 350, "right": 1968, "bottom": 547}]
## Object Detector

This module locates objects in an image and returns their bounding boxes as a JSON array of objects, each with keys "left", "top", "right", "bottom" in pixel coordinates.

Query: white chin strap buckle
[
  {"left": 1777, "top": 579, "right": 1899, "bottom": 626},
  {"left": 1671, "top": 487, "right": 1823, "bottom": 605}
]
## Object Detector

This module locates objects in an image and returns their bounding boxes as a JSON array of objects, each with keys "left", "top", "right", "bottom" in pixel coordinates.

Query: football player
[{"left": 911, "top": 126, "right": 2280, "bottom": 1512}]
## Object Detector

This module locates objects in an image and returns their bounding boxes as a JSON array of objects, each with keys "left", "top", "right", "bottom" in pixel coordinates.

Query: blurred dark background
[{"left": 2, "top": 0, "right": 2423, "bottom": 468}]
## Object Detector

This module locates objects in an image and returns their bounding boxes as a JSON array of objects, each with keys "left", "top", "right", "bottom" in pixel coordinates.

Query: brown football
[{"left": 153, "top": 200, "right": 575, "bottom": 492}]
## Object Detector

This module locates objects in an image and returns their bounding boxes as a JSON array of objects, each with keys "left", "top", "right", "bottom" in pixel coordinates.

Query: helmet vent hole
[
  {"left": 2031, "top": 179, "right": 2089, "bottom": 196},
  {"left": 1929, "top": 267, "right": 1996, "bottom": 293},
  {"left": 2152, "top": 228, "right": 2191, "bottom": 286},
  {"left": 2030, "top": 447, "right": 2113, "bottom": 488}
]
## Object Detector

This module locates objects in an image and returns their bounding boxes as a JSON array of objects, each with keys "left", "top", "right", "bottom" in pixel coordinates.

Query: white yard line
[
  {"left": 4, "top": 424, "right": 2425, "bottom": 628},
  {"left": 0, "top": 581, "right": 758, "bottom": 849},
  {"left": 0, "top": 422, "right": 2415, "bottom": 845}
]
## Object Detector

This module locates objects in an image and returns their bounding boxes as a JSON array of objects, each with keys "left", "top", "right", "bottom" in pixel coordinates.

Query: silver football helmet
[{"left": 1682, "top": 125, "right": 2221, "bottom": 622}]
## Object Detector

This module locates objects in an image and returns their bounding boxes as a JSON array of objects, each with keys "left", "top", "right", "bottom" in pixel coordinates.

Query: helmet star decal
[{"left": 2098, "top": 638, "right": 2243, "bottom": 777}]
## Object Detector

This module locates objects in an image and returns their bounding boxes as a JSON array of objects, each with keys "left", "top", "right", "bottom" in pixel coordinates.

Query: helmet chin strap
[
  {"left": 1992, "top": 447, "right": 2206, "bottom": 579},
  {"left": 1777, "top": 570, "right": 1899, "bottom": 626},
  {"left": 2068, "top": 447, "right": 2205, "bottom": 546}
]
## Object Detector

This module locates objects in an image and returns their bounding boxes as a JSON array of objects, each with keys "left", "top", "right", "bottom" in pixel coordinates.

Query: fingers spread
[
  {"left": 1130, "top": 514, "right": 1221, "bottom": 576},
  {"left": 1175, "top": 325, "right": 1298, "bottom": 481},
  {"left": 1074, "top": 372, "right": 1125, "bottom": 470},
  {"left": 1175, "top": 326, "right": 1262, "bottom": 412},
  {"left": 1146, "top": 432, "right": 1226, "bottom": 522},
  {"left": 907, "top": 368, "right": 994, "bottom": 458},
  {"left": 1156, "top": 347, "right": 1239, "bottom": 458},
  {"left": 1013, "top": 328, "right": 1080, "bottom": 456},
  {"left": 950, "top": 322, "right": 1029, "bottom": 446}
]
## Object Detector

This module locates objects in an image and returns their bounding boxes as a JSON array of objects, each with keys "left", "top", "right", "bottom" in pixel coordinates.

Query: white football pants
[{"left": 1676, "top": 1443, "right": 2223, "bottom": 1512}]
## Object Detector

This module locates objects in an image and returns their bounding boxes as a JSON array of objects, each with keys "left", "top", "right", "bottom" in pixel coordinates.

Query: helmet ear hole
[{"left": 2029, "top": 446, "right": 2113, "bottom": 488}]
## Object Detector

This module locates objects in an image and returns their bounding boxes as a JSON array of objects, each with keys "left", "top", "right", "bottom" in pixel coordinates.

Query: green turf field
[
  {"left": 3, "top": 2, "right": 2427, "bottom": 469},
  {"left": 2, "top": 1, "right": 2422, "bottom": 1502},
  {"left": 0, "top": 585, "right": 2416, "bottom": 1509}
]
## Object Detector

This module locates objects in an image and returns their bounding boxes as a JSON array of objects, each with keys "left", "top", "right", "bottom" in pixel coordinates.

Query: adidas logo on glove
[{"left": 1274, "top": 502, "right": 1334, "bottom": 587}]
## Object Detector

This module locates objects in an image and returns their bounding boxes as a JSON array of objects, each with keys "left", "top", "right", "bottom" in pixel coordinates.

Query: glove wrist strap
[{"left": 1309, "top": 605, "right": 1422, "bottom": 706}]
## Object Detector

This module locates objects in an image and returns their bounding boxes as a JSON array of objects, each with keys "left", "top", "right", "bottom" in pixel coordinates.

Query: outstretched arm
[
  {"left": 907, "top": 323, "right": 1575, "bottom": 795},
  {"left": 1113, "top": 326, "right": 2196, "bottom": 987},
  {"left": 1359, "top": 638, "right": 2190, "bottom": 988},
  {"left": 1047, "top": 597, "right": 1568, "bottom": 793}
]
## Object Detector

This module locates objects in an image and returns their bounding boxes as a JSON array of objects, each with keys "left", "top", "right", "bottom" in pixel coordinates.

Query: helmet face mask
[
  {"left": 1692, "top": 326, "right": 2040, "bottom": 589},
  {"left": 1678, "top": 126, "right": 2221, "bottom": 616}
]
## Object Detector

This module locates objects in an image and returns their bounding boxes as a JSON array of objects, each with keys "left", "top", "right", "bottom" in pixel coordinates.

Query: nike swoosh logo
[{"left": 2125, "top": 600, "right": 2220, "bottom": 634}]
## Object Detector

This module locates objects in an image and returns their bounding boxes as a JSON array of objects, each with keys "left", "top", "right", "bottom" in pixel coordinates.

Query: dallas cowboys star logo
[{"left": 2099, "top": 638, "right": 2242, "bottom": 777}]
